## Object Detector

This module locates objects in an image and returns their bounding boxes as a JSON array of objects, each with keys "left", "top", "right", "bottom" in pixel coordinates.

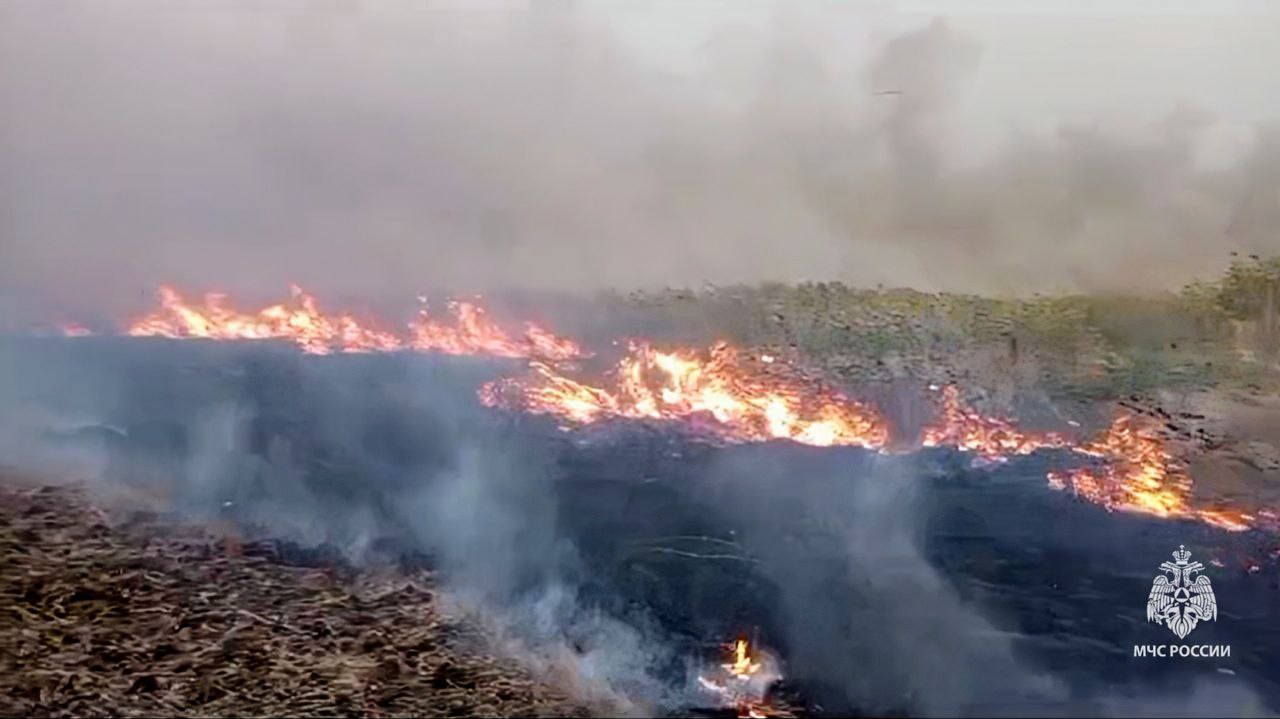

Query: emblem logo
[{"left": 1146, "top": 545, "right": 1217, "bottom": 640}]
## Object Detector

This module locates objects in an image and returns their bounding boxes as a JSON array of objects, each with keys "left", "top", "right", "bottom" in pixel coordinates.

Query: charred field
[
  {"left": 3, "top": 336, "right": 1278, "bottom": 717},
  {"left": 7, "top": 3, "right": 1280, "bottom": 715}
]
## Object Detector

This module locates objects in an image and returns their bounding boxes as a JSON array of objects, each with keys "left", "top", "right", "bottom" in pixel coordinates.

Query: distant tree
[
  {"left": 1209, "top": 256, "right": 1280, "bottom": 357},
  {"left": 1214, "top": 257, "right": 1280, "bottom": 321}
]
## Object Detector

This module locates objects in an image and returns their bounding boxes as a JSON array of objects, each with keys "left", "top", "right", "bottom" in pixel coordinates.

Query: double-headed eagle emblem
[{"left": 1147, "top": 545, "right": 1217, "bottom": 639}]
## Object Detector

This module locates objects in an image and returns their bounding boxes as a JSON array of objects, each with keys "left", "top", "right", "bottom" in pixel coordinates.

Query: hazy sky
[
  {"left": 599, "top": 1, "right": 1279, "bottom": 161},
  {"left": 2, "top": 0, "right": 1279, "bottom": 321}
]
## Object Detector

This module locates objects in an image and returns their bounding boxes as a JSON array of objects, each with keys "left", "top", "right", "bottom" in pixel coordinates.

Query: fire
[
  {"left": 408, "top": 300, "right": 581, "bottom": 360},
  {"left": 480, "top": 341, "right": 890, "bottom": 449},
  {"left": 922, "top": 386, "right": 1260, "bottom": 532},
  {"left": 486, "top": 366, "right": 1268, "bottom": 533},
  {"left": 53, "top": 293, "right": 1275, "bottom": 535},
  {"left": 80, "top": 284, "right": 583, "bottom": 359},
  {"left": 125, "top": 285, "right": 403, "bottom": 355},
  {"left": 921, "top": 385, "right": 1068, "bottom": 460},
  {"left": 1048, "top": 413, "right": 1254, "bottom": 532},
  {"left": 726, "top": 639, "right": 761, "bottom": 679},
  {"left": 697, "top": 638, "right": 781, "bottom": 718},
  {"left": 58, "top": 321, "right": 93, "bottom": 337}
]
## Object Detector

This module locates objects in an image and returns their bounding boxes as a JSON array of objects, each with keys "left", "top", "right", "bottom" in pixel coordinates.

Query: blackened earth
[{"left": 3, "top": 337, "right": 1278, "bottom": 717}]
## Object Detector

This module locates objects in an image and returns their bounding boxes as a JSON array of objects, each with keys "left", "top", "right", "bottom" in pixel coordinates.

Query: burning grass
[
  {"left": 77, "top": 284, "right": 584, "bottom": 360},
  {"left": 21, "top": 259, "right": 1280, "bottom": 717},
  {"left": 920, "top": 384, "right": 1069, "bottom": 460},
  {"left": 50, "top": 282, "right": 1280, "bottom": 534},
  {"left": 479, "top": 341, "right": 890, "bottom": 450},
  {"left": 696, "top": 638, "right": 787, "bottom": 718}
]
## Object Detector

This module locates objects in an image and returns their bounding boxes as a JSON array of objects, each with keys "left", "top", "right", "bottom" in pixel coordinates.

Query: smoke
[
  {"left": 1, "top": 337, "right": 1276, "bottom": 714},
  {"left": 702, "top": 446, "right": 1067, "bottom": 715},
  {"left": 701, "top": 443, "right": 1272, "bottom": 717},
  {"left": 1099, "top": 678, "right": 1271, "bottom": 718},
  {"left": 2, "top": 2, "right": 1280, "bottom": 327},
  {"left": 0, "top": 340, "right": 680, "bottom": 712},
  {"left": 400, "top": 438, "right": 679, "bottom": 713}
]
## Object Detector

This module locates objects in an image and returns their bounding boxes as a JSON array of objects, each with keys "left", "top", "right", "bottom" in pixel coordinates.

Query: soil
[{"left": 1122, "top": 386, "right": 1280, "bottom": 508}]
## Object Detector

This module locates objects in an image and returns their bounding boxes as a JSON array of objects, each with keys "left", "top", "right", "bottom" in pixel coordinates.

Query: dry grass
[{"left": 0, "top": 483, "right": 594, "bottom": 718}]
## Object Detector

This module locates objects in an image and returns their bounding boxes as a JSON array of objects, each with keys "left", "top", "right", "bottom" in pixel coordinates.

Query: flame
[
  {"left": 1048, "top": 413, "right": 1254, "bottom": 532},
  {"left": 1048, "top": 413, "right": 1190, "bottom": 518},
  {"left": 55, "top": 292, "right": 1276, "bottom": 535},
  {"left": 125, "top": 285, "right": 405, "bottom": 355},
  {"left": 922, "top": 386, "right": 1261, "bottom": 532},
  {"left": 408, "top": 300, "right": 580, "bottom": 360},
  {"left": 726, "top": 639, "right": 762, "bottom": 679},
  {"left": 58, "top": 321, "right": 93, "bottom": 337},
  {"left": 88, "top": 284, "right": 583, "bottom": 359},
  {"left": 921, "top": 385, "right": 1068, "bottom": 460},
  {"left": 480, "top": 341, "right": 889, "bottom": 449},
  {"left": 697, "top": 638, "right": 780, "bottom": 718}
]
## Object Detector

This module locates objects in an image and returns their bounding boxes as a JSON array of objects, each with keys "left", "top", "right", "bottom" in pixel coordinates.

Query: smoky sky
[{"left": 3, "top": 1, "right": 1280, "bottom": 322}]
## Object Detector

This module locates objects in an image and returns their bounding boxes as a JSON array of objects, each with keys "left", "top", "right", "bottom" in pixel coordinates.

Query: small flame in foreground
[
  {"left": 727, "top": 639, "right": 761, "bottom": 679},
  {"left": 697, "top": 638, "right": 781, "bottom": 718},
  {"left": 480, "top": 341, "right": 890, "bottom": 449},
  {"left": 81, "top": 284, "right": 583, "bottom": 359}
]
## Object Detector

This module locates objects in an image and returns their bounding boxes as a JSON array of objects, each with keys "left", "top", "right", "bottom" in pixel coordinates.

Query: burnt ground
[
  {"left": 0, "top": 481, "right": 595, "bottom": 718},
  {"left": 2, "top": 337, "right": 1279, "bottom": 717},
  {"left": 551, "top": 429, "right": 1280, "bottom": 716}
]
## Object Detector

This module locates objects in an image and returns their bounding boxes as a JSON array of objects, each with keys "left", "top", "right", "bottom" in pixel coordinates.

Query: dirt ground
[
  {"left": 0, "top": 481, "right": 597, "bottom": 718},
  {"left": 1130, "top": 387, "right": 1280, "bottom": 507}
]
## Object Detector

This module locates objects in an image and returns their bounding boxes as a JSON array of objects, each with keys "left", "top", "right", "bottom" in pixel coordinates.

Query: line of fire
[{"left": 42, "top": 283, "right": 1278, "bottom": 718}]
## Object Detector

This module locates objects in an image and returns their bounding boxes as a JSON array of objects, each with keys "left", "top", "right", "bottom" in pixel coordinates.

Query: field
[{"left": 3, "top": 257, "right": 1278, "bottom": 717}]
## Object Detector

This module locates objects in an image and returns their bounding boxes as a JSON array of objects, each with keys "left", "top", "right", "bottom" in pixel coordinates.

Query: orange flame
[
  {"left": 58, "top": 321, "right": 93, "bottom": 337},
  {"left": 99, "top": 284, "right": 583, "bottom": 359},
  {"left": 921, "top": 385, "right": 1068, "bottom": 460},
  {"left": 726, "top": 639, "right": 762, "bottom": 679},
  {"left": 1048, "top": 413, "right": 1254, "bottom": 532},
  {"left": 55, "top": 293, "right": 1275, "bottom": 536},
  {"left": 126, "top": 285, "right": 403, "bottom": 355},
  {"left": 480, "top": 341, "right": 889, "bottom": 449},
  {"left": 408, "top": 300, "right": 580, "bottom": 360},
  {"left": 922, "top": 386, "right": 1260, "bottom": 532},
  {"left": 697, "top": 638, "right": 779, "bottom": 718}
]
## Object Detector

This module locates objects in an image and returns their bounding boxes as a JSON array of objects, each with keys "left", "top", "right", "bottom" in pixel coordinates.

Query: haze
[{"left": 2, "top": 0, "right": 1279, "bottom": 324}]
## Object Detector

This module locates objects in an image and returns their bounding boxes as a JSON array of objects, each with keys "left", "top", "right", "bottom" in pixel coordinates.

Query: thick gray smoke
[
  {"left": 3, "top": 2, "right": 1280, "bottom": 327},
  {"left": 0, "top": 341, "right": 679, "bottom": 712}
]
